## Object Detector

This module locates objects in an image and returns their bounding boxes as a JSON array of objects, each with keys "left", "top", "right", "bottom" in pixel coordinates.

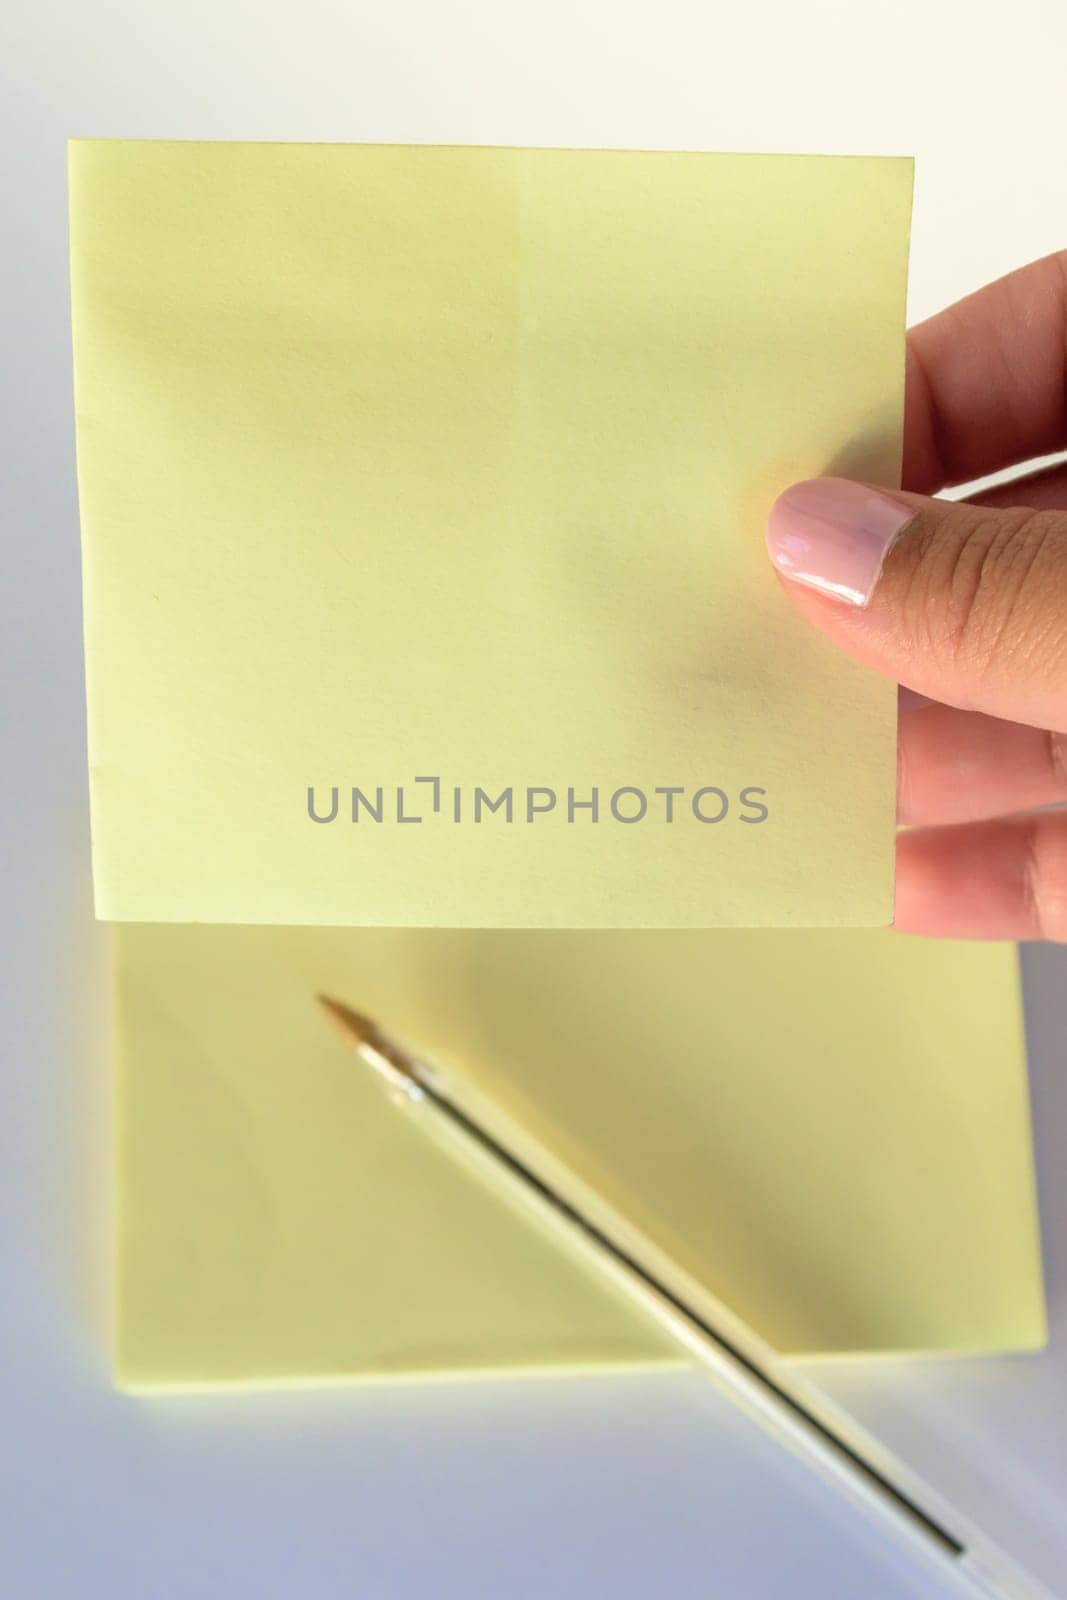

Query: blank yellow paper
[
  {"left": 113, "top": 925, "right": 1045, "bottom": 1391},
  {"left": 72, "top": 142, "right": 911, "bottom": 928}
]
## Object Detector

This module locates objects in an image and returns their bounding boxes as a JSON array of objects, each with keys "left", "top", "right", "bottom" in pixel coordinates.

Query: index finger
[{"left": 903, "top": 250, "right": 1067, "bottom": 494}]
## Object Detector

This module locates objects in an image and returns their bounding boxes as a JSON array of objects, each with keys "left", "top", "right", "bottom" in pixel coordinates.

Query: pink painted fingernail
[{"left": 765, "top": 477, "right": 917, "bottom": 607}]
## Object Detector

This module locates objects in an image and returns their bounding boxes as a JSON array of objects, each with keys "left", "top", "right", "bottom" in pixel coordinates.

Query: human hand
[{"left": 765, "top": 253, "right": 1067, "bottom": 941}]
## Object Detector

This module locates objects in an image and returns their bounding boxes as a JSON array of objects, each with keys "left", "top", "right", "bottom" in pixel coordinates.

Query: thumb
[{"left": 765, "top": 477, "right": 1067, "bottom": 732}]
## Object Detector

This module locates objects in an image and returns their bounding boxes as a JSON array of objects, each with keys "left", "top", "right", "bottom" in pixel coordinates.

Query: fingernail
[{"left": 766, "top": 478, "right": 917, "bottom": 607}]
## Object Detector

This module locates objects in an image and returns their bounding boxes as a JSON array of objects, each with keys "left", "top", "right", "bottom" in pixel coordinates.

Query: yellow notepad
[
  {"left": 71, "top": 142, "right": 911, "bottom": 929},
  {"left": 113, "top": 925, "right": 1045, "bottom": 1391}
]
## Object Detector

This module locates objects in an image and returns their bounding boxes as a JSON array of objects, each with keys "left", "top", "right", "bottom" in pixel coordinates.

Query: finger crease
[
  {"left": 908, "top": 337, "right": 950, "bottom": 491},
  {"left": 1021, "top": 818, "right": 1049, "bottom": 940},
  {"left": 1044, "top": 727, "right": 1067, "bottom": 794},
  {"left": 1020, "top": 815, "right": 1067, "bottom": 943}
]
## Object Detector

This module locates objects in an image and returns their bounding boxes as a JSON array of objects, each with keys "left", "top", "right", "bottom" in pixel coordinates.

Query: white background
[{"left": 3, "top": 1, "right": 1066, "bottom": 1594}]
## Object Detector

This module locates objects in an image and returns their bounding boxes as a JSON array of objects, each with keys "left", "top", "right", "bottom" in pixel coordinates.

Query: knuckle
[{"left": 897, "top": 507, "right": 1065, "bottom": 676}]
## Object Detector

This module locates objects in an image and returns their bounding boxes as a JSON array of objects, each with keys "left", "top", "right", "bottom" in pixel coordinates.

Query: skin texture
[{"left": 768, "top": 251, "right": 1067, "bottom": 940}]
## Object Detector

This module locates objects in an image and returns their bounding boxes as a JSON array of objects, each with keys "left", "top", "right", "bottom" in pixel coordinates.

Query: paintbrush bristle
[
  {"left": 316, "top": 993, "right": 425, "bottom": 1096},
  {"left": 315, "top": 993, "right": 379, "bottom": 1050}
]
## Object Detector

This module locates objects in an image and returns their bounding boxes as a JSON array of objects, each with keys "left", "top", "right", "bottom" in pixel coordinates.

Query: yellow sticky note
[
  {"left": 71, "top": 142, "right": 911, "bottom": 928},
  {"left": 113, "top": 925, "right": 1045, "bottom": 1391}
]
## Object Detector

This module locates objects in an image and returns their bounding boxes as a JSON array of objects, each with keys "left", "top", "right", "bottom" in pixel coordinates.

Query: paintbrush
[{"left": 318, "top": 993, "right": 1043, "bottom": 1600}]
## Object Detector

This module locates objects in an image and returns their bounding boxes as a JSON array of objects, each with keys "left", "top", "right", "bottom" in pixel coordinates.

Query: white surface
[{"left": 3, "top": 1, "right": 1066, "bottom": 1593}]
